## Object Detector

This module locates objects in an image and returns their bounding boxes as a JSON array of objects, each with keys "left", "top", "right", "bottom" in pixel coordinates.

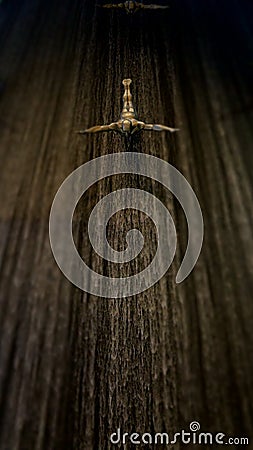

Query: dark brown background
[{"left": 0, "top": 0, "right": 253, "bottom": 448}]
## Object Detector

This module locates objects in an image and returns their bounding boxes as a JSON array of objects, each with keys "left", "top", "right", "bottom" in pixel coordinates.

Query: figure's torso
[
  {"left": 121, "top": 109, "right": 136, "bottom": 120},
  {"left": 124, "top": 1, "right": 137, "bottom": 13}
]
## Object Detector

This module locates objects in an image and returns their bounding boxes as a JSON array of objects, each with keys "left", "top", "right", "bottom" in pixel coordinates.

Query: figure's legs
[{"left": 121, "top": 79, "right": 136, "bottom": 119}]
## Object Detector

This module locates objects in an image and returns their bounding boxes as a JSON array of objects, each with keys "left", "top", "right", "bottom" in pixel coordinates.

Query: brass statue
[
  {"left": 99, "top": 1, "right": 169, "bottom": 14},
  {"left": 78, "top": 79, "right": 179, "bottom": 141}
]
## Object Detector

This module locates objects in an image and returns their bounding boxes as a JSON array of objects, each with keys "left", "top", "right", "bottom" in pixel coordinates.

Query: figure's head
[{"left": 122, "top": 119, "right": 131, "bottom": 133}]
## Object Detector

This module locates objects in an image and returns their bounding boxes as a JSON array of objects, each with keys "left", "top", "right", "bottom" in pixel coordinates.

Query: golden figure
[
  {"left": 99, "top": 1, "right": 169, "bottom": 14},
  {"left": 78, "top": 79, "right": 179, "bottom": 140}
]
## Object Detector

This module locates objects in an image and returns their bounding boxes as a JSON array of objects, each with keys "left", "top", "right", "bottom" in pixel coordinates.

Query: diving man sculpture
[
  {"left": 100, "top": 1, "right": 169, "bottom": 14},
  {"left": 78, "top": 79, "right": 179, "bottom": 142}
]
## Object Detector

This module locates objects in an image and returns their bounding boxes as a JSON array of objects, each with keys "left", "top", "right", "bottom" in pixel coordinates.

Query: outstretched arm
[
  {"left": 100, "top": 3, "right": 125, "bottom": 9},
  {"left": 143, "top": 123, "right": 179, "bottom": 132},
  {"left": 142, "top": 4, "right": 169, "bottom": 9},
  {"left": 77, "top": 122, "right": 120, "bottom": 134}
]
